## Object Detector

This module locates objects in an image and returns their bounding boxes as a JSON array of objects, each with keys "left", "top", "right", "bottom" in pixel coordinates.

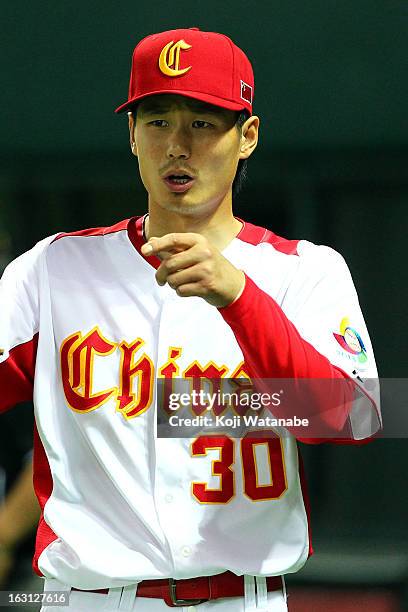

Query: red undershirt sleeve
[
  {"left": 220, "top": 275, "right": 345, "bottom": 380},
  {"left": 0, "top": 335, "right": 38, "bottom": 413},
  {"left": 218, "top": 269, "right": 380, "bottom": 444}
]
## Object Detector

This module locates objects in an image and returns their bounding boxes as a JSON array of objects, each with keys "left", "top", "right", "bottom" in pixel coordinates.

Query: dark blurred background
[{"left": 1, "top": 2, "right": 407, "bottom": 610}]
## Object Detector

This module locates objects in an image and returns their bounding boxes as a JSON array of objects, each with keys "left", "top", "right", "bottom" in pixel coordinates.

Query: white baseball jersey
[{"left": 0, "top": 216, "right": 380, "bottom": 590}]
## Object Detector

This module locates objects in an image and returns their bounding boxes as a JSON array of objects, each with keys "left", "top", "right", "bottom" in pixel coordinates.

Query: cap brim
[{"left": 115, "top": 89, "right": 250, "bottom": 114}]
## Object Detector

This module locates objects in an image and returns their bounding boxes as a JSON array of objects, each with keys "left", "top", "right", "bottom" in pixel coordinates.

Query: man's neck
[{"left": 145, "top": 203, "right": 243, "bottom": 252}]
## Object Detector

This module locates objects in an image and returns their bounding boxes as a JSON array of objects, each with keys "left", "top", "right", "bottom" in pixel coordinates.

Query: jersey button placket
[{"left": 155, "top": 299, "right": 198, "bottom": 573}]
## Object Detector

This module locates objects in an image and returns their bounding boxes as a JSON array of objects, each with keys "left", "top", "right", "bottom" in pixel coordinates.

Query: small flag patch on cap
[{"left": 240, "top": 80, "right": 252, "bottom": 104}]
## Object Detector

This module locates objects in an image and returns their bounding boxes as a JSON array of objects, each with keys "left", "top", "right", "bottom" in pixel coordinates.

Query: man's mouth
[
  {"left": 167, "top": 175, "right": 191, "bottom": 184},
  {"left": 163, "top": 173, "right": 196, "bottom": 193}
]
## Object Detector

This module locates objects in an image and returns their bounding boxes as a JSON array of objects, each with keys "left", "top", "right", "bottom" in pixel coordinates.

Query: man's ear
[
  {"left": 128, "top": 112, "right": 138, "bottom": 156},
  {"left": 239, "top": 115, "right": 260, "bottom": 160}
]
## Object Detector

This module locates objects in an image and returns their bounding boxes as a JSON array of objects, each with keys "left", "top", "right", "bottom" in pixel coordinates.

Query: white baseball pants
[{"left": 40, "top": 577, "right": 288, "bottom": 612}]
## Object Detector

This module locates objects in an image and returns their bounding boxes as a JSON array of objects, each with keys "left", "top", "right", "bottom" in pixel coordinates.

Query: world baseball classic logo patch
[
  {"left": 240, "top": 80, "right": 252, "bottom": 104},
  {"left": 333, "top": 316, "right": 367, "bottom": 364}
]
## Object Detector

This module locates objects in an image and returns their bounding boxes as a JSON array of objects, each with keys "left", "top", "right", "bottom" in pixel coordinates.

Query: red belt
[{"left": 72, "top": 571, "right": 283, "bottom": 607}]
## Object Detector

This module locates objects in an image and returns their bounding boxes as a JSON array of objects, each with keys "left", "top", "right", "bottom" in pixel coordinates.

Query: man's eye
[
  {"left": 149, "top": 120, "right": 168, "bottom": 127},
  {"left": 192, "top": 120, "right": 211, "bottom": 128}
]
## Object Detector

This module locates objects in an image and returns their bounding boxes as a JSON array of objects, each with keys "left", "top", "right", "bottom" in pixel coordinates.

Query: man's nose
[{"left": 166, "top": 127, "right": 191, "bottom": 159}]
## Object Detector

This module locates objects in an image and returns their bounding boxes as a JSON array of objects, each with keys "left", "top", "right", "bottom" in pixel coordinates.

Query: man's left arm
[
  {"left": 217, "top": 244, "right": 381, "bottom": 442},
  {"left": 142, "top": 233, "right": 381, "bottom": 442}
]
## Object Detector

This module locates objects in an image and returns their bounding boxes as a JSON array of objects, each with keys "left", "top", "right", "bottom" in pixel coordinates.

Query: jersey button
[
  {"left": 181, "top": 545, "right": 191, "bottom": 557},
  {"left": 165, "top": 494, "right": 173, "bottom": 503}
]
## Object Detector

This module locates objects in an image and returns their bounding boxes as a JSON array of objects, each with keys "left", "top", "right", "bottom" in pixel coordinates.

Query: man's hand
[{"left": 141, "top": 233, "right": 245, "bottom": 308}]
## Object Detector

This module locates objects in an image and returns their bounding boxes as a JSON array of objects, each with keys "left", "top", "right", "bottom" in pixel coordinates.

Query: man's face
[{"left": 130, "top": 94, "right": 255, "bottom": 217}]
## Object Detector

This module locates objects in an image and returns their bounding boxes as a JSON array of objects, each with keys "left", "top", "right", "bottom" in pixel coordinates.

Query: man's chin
[{"left": 159, "top": 196, "right": 212, "bottom": 216}]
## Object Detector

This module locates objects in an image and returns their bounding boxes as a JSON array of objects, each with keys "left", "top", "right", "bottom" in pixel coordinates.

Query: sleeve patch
[{"left": 332, "top": 316, "right": 368, "bottom": 365}]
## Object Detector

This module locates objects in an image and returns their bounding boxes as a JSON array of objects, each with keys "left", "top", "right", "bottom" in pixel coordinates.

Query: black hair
[
  {"left": 128, "top": 105, "right": 250, "bottom": 198},
  {"left": 232, "top": 110, "right": 250, "bottom": 199}
]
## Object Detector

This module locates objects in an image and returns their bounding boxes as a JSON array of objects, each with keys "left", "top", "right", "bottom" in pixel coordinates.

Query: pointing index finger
[{"left": 141, "top": 233, "right": 201, "bottom": 257}]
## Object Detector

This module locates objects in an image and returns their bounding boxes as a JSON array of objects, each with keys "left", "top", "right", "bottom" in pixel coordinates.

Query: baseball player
[{"left": 0, "top": 27, "right": 380, "bottom": 612}]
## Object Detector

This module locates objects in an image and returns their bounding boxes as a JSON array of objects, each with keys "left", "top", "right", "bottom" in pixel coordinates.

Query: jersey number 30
[{"left": 191, "top": 433, "right": 287, "bottom": 504}]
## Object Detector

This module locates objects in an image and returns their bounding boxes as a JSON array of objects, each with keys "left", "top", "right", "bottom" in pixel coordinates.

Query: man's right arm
[{"left": 0, "top": 236, "right": 55, "bottom": 414}]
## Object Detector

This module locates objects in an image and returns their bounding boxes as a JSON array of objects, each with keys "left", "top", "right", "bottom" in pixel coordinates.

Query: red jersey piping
[
  {"left": 51, "top": 218, "right": 131, "bottom": 243},
  {"left": 235, "top": 217, "right": 300, "bottom": 256}
]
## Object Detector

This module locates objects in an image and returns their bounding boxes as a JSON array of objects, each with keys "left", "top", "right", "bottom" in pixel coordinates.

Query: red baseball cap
[{"left": 115, "top": 27, "right": 254, "bottom": 115}]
